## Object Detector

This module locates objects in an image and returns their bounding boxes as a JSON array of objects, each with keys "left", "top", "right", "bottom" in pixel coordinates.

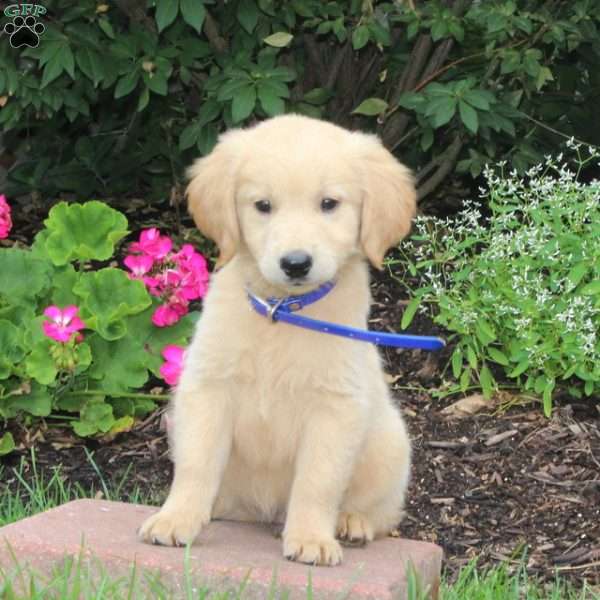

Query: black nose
[{"left": 280, "top": 251, "right": 312, "bottom": 279}]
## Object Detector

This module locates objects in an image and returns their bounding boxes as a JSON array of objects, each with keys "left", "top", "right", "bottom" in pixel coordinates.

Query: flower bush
[
  {"left": 395, "top": 144, "right": 600, "bottom": 415},
  {"left": 0, "top": 200, "right": 205, "bottom": 445}
]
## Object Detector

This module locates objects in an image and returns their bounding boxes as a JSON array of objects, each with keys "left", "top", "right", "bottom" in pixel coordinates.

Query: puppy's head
[{"left": 186, "top": 115, "right": 416, "bottom": 288}]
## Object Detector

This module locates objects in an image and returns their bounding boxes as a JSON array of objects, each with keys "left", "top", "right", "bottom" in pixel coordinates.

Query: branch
[
  {"left": 416, "top": 135, "right": 463, "bottom": 201},
  {"left": 203, "top": 9, "right": 228, "bottom": 53},
  {"left": 325, "top": 41, "right": 352, "bottom": 90},
  {"left": 114, "top": 0, "right": 157, "bottom": 33},
  {"left": 303, "top": 34, "right": 327, "bottom": 88}
]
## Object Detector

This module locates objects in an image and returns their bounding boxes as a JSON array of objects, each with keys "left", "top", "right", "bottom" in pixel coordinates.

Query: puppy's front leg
[
  {"left": 283, "top": 399, "right": 366, "bottom": 566},
  {"left": 139, "top": 380, "right": 232, "bottom": 546}
]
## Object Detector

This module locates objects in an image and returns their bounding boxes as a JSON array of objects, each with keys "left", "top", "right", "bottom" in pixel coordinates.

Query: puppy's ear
[
  {"left": 186, "top": 132, "right": 241, "bottom": 268},
  {"left": 357, "top": 136, "right": 416, "bottom": 269}
]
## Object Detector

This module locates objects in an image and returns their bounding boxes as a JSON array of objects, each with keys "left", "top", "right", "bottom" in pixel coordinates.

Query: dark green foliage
[{"left": 1, "top": 0, "right": 599, "bottom": 205}]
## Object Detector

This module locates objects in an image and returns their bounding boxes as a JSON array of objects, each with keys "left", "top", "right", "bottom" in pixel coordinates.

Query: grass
[{"left": 1, "top": 452, "right": 598, "bottom": 599}]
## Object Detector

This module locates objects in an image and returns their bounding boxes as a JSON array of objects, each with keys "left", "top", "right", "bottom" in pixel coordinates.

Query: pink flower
[
  {"left": 172, "top": 244, "right": 209, "bottom": 300},
  {"left": 129, "top": 228, "right": 172, "bottom": 261},
  {"left": 42, "top": 305, "right": 86, "bottom": 343},
  {"left": 159, "top": 345, "right": 185, "bottom": 386},
  {"left": 124, "top": 254, "right": 155, "bottom": 285},
  {"left": 0, "top": 194, "right": 12, "bottom": 239},
  {"left": 152, "top": 293, "right": 189, "bottom": 327}
]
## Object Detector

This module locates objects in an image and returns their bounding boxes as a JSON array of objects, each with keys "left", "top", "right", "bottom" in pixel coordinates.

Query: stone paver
[{"left": 0, "top": 499, "right": 442, "bottom": 598}]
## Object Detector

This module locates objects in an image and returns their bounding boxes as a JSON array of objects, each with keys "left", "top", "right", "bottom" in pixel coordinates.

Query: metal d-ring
[{"left": 267, "top": 297, "right": 285, "bottom": 322}]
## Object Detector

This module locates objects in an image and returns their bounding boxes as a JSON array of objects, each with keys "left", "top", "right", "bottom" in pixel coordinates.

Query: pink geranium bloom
[
  {"left": 172, "top": 244, "right": 209, "bottom": 300},
  {"left": 42, "top": 305, "right": 86, "bottom": 343},
  {"left": 129, "top": 228, "right": 172, "bottom": 260},
  {"left": 0, "top": 194, "right": 12, "bottom": 239},
  {"left": 159, "top": 345, "right": 185, "bottom": 386},
  {"left": 124, "top": 254, "right": 155, "bottom": 285},
  {"left": 152, "top": 293, "right": 189, "bottom": 327}
]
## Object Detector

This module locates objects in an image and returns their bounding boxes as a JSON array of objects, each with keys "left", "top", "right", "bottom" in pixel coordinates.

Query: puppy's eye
[
  {"left": 321, "top": 198, "right": 339, "bottom": 212},
  {"left": 254, "top": 199, "right": 272, "bottom": 214}
]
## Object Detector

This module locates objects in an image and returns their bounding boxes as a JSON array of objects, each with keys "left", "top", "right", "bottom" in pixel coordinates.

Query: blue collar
[{"left": 246, "top": 280, "right": 445, "bottom": 351}]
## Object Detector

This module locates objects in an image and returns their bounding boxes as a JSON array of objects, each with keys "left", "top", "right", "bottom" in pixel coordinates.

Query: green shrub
[
  {"left": 1, "top": 0, "right": 599, "bottom": 204},
  {"left": 396, "top": 143, "right": 600, "bottom": 414},
  {"left": 0, "top": 201, "right": 199, "bottom": 442}
]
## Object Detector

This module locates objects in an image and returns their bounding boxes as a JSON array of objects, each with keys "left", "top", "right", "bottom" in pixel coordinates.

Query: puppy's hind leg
[
  {"left": 338, "top": 407, "right": 411, "bottom": 545},
  {"left": 138, "top": 379, "right": 233, "bottom": 547}
]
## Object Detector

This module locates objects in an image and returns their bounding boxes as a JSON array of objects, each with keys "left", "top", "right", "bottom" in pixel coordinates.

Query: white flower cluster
[{"left": 401, "top": 149, "right": 600, "bottom": 383}]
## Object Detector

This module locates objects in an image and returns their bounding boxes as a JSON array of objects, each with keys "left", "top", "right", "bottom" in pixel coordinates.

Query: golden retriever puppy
[{"left": 139, "top": 114, "right": 416, "bottom": 566}]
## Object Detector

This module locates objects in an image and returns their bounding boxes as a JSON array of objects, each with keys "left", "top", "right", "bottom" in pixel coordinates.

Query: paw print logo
[{"left": 4, "top": 15, "right": 45, "bottom": 48}]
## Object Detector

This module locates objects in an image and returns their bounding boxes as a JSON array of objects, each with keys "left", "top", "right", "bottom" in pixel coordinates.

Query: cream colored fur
[{"left": 139, "top": 115, "right": 416, "bottom": 566}]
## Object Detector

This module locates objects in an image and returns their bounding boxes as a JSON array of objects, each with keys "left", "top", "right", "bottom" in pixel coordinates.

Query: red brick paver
[{"left": 0, "top": 499, "right": 442, "bottom": 598}]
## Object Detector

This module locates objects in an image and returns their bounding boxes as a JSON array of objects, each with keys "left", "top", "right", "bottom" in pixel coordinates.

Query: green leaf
[
  {"left": 126, "top": 308, "right": 195, "bottom": 376},
  {"left": 509, "top": 359, "right": 529, "bottom": 378},
  {"left": 97, "top": 17, "right": 115, "bottom": 39},
  {"left": 352, "top": 25, "right": 370, "bottom": 50},
  {"left": 26, "top": 340, "right": 58, "bottom": 385},
  {"left": 303, "top": 88, "right": 332, "bottom": 105},
  {"left": 0, "top": 433, "right": 15, "bottom": 457},
  {"left": 41, "top": 53, "right": 65, "bottom": 88},
  {"left": 451, "top": 347, "right": 463, "bottom": 379},
  {"left": 8, "top": 382, "right": 52, "bottom": 417},
  {"left": 263, "top": 32, "right": 293, "bottom": 47},
  {"left": 155, "top": 0, "right": 180, "bottom": 32},
  {"left": 567, "top": 262, "right": 588, "bottom": 287},
  {"left": 463, "top": 89, "right": 493, "bottom": 111},
  {"left": 237, "top": 0, "right": 260, "bottom": 34},
  {"left": 88, "top": 334, "right": 150, "bottom": 394},
  {"left": 459, "top": 367, "right": 471, "bottom": 392},
  {"left": 431, "top": 97, "right": 457, "bottom": 127},
  {"left": 145, "top": 72, "right": 168, "bottom": 96},
  {"left": 137, "top": 87, "right": 150, "bottom": 112},
  {"left": 217, "top": 78, "right": 253, "bottom": 101},
  {"left": 352, "top": 97, "right": 388, "bottom": 116},
  {"left": 580, "top": 281, "right": 600, "bottom": 295},
  {"left": 59, "top": 45, "right": 76, "bottom": 79},
  {"left": 488, "top": 347, "right": 509, "bottom": 366},
  {"left": 74, "top": 269, "right": 151, "bottom": 340},
  {"left": 459, "top": 100, "right": 478, "bottom": 133},
  {"left": 0, "top": 320, "right": 24, "bottom": 379},
  {"left": 180, "top": 0, "right": 206, "bottom": 33},
  {"left": 431, "top": 19, "right": 448, "bottom": 42},
  {"left": 466, "top": 345, "right": 478, "bottom": 370},
  {"left": 231, "top": 85, "right": 257, "bottom": 123},
  {"left": 0, "top": 248, "right": 53, "bottom": 303},
  {"left": 267, "top": 66, "right": 296, "bottom": 82},
  {"left": 475, "top": 318, "right": 496, "bottom": 345},
  {"left": 257, "top": 84, "right": 285, "bottom": 116},
  {"left": 51, "top": 265, "right": 79, "bottom": 307},
  {"left": 76, "top": 48, "right": 104, "bottom": 87},
  {"left": 179, "top": 122, "right": 201, "bottom": 151},
  {"left": 542, "top": 378, "right": 555, "bottom": 417},
  {"left": 43, "top": 201, "right": 129, "bottom": 266},
  {"left": 479, "top": 365, "right": 494, "bottom": 399},
  {"left": 114, "top": 71, "right": 140, "bottom": 99},
  {"left": 259, "top": 78, "right": 290, "bottom": 98},
  {"left": 401, "top": 297, "right": 420, "bottom": 330},
  {"left": 73, "top": 397, "right": 115, "bottom": 436}
]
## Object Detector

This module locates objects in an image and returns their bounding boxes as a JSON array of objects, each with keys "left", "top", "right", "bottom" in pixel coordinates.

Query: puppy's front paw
[
  {"left": 283, "top": 535, "right": 343, "bottom": 566},
  {"left": 336, "top": 512, "right": 374, "bottom": 547},
  {"left": 138, "top": 508, "right": 207, "bottom": 547}
]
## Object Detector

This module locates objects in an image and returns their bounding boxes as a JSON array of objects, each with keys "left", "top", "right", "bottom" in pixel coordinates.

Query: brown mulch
[{"left": 1, "top": 200, "right": 600, "bottom": 586}]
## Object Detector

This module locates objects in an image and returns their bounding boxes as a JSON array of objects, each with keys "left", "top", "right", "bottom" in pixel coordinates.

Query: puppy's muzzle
[{"left": 280, "top": 250, "right": 312, "bottom": 279}]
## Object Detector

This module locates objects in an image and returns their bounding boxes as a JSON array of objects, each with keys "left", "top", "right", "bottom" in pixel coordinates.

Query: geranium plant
[{"left": 0, "top": 200, "right": 206, "bottom": 442}]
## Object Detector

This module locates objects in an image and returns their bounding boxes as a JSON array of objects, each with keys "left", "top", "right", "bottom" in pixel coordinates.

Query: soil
[{"left": 2, "top": 200, "right": 599, "bottom": 587}]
